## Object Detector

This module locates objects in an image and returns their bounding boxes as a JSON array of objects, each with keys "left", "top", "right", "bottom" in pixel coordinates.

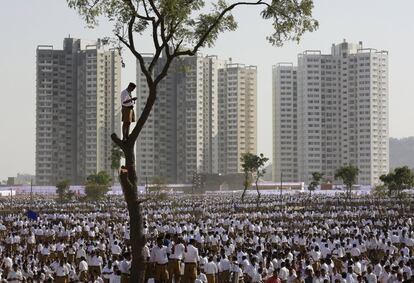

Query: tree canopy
[
  {"left": 55, "top": 179, "right": 73, "bottom": 202},
  {"left": 380, "top": 166, "right": 414, "bottom": 197},
  {"left": 308, "top": 171, "right": 323, "bottom": 194},
  {"left": 335, "top": 165, "right": 359, "bottom": 199},
  {"left": 65, "top": 1, "right": 318, "bottom": 282},
  {"left": 240, "top": 152, "right": 268, "bottom": 201},
  {"left": 67, "top": 1, "right": 318, "bottom": 145},
  {"left": 85, "top": 171, "right": 112, "bottom": 200}
]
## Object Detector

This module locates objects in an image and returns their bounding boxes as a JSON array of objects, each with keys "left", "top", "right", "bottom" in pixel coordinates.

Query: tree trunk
[
  {"left": 119, "top": 146, "right": 146, "bottom": 283},
  {"left": 241, "top": 172, "right": 249, "bottom": 203},
  {"left": 255, "top": 178, "right": 261, "bottom": 207},
  {"left": 241, "top": 185, "right": 247, "bottom": 203}
]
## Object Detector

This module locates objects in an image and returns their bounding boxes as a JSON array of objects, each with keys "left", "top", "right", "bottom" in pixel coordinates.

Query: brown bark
[
  {"left": 111, "top": 88, "right": 158, "bottom": 283},
  {"left": 255, "top": 178, "right": 261, "bottom": 207}
]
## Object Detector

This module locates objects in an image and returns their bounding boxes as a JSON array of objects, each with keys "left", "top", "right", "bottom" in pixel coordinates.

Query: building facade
[
  {"left": 135, "top": 54, "right": 257, "bottom": 184},
  {"left": 36, "top": 38, "right": 121, "bottom": 185},
  {"left": 218, "top": 64, "right": 257, "bottom": 175},
  {"left": 273, "top": 40, "right": 389, "bottom": 186}
]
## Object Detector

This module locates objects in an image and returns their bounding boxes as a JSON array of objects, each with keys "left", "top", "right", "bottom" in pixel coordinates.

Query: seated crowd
[{"left": 0, "top": 193, "right": 413, "bottom": 283}]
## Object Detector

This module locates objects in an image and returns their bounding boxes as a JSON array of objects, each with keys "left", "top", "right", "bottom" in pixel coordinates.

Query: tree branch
[
  {"left": 111, "top": 133, "right": 126, "bottom": 151},
  {"left": 176, "top": 0, "right": 270, "bottom": 57},
  {"left": 124, "top": 0, "right": 154, "bottom": 21}
]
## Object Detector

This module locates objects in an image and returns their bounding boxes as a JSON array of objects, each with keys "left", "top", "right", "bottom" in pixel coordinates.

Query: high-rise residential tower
[
  {"left": 273, "top": 40, "right": 388, "bottom": 186},
  {"left": 218, "top": 64, "right": 257, "bottom": 175},
  {"left": 135, "top": 54, "right": 257, "bottom": 184},
  {"left": 36, "top": 38, "right": 121, "bottom": 185}
]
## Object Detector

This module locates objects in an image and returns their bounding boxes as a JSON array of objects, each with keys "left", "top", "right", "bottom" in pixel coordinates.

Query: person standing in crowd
[{"left": 184, "top": 239, "right": 199, "bottom": 283}]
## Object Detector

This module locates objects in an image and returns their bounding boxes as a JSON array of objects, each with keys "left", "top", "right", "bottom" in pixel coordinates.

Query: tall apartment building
[
  {"left": 218, "top": 64, "right": 257, "bottom": 175},
  {"left": 36, "top": 38, "right": 121, "bottom": 185},
  {"left": 136, "top": 54, "right": 257, "bottom": 184},
  {"left": 273, "top": 40, "right": 388, "bottom": 186}
]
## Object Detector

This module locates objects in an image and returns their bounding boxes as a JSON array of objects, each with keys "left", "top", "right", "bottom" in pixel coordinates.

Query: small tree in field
[
  {"left": 85, "top": 171, "right": 112, "bottom": 201},
  {"left": 240, "top": 153, "right": 268, "bottom": 202},
  {"left": 66, "top": 0, "right": 318, "bottom": 281},
  {"left": 151, "top": 175, "right": 167, "bottom": 192},
  {"left": 56, "top": 179, "right": 73, "bottom": 202},
  {"left": 335, "top": 165, "right": 359, "bottom": 201},
  {"left": 308, "top": 172, "right": 323, "bottom": 196},
  {"left": 380, "top": 166, "right": 414, "bottom": 199}
]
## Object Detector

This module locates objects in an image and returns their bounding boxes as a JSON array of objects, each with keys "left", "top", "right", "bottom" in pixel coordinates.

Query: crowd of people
[{"left": 0, "top": 192, "right": 413, "bottom": 283}]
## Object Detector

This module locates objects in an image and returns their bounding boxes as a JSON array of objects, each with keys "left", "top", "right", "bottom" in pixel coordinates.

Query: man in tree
[{"left": 121, "top": 82, "right": 137, "bottom": 140}]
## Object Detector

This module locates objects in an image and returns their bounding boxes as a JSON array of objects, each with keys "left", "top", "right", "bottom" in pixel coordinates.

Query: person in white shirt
[
  {"left": 7, "top": 264, "right": 23, "bottom": 283},
  {"left": 218, "top": 255, "right": 231, "bottom": 283},
  {"left": 279, "top": 261, "right": 289, "bottom": 282},
  {"left": 168, "top": 236, "right": 185, "bottom": 283},
  {"left": 195, "top": 266, "right": 208, "bottom": 283},
  {"left": 110, "top": 265, "right": 122, "bottom": 283},
  {"left": 78, "top": 256, "right": 89, "bottom": 282},
  {"left": 119, "top": 252, "right": 132, "bottom": 283},
  {"left": 184, "top": 239, "right": 199, "bottom": 283},
  {"left": 102, "top": 260, "right": 114, "bottom": 283},
  {"left": 378, "top": 265, "right": 390, "bottom": 283},
  {"left": 111, "top": 241, "right": 122, "bottom": 260},
  {"left": 120, "top": 82, "right": 137, "bottom": 140},
  {"left": 364, "top": 265, "right": 377, "bottom": 283},
  {"left": 204, "top": 256, "right": 218, "bottom": 283},
  {"left": 89, "top": 251, "right": 103, "bottom": 277},
  {"left": 55, "top": 260, "right": 69, "bottom": 283},
  {"left": 151, "top": 237, "right": 169, "bottom": 283}
]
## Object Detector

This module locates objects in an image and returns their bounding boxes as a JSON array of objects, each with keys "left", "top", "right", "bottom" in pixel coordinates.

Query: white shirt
[
  {"left": 365, "top": 272, "right": 377, "bottom": 283},
  {"left": 184, "top": 244, "right": 199, "bottom": 263},
  {"left": 151, "top": 245, "right": 169, "bottom": 264},
  {"left": 79, "top": 260, "right": 89, "bottom": 272},
  {"left": 7, "top": 270, "right": 23, "bottom": 283},
  {"left": 196, "top": 272, "right": 208, "bottom": 283},
  {"left": 120, "top": 260, "right": 131, "bottom": 274},
  {"left": 204, "top": 261, "right": 218, "bottom": 275},
  {"left": 55, "top": 265, "right": 69, "bottom": 277},
  {"left": 111, "top": 244, "right": 122, "bottom": 255},
  {"left": 109, "top": 274, "right": 121, "bottom": 283},
  {"left": 170, "top": 243, "right": 185, "bottom": 260},
  {"left": 102, "top": 266, "right": 114, "bottom": 279},
  {"left": 121, "top": 89, "right": 133, "bottom": 107}
]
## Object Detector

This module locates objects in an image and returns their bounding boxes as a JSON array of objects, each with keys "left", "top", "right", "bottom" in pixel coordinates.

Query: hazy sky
[{"left": 0, "top": 0, "right": 413, "bottom": 181}]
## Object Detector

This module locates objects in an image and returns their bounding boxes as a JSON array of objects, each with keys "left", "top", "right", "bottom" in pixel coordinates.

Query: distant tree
[
  {"left": 110, "top": 143, "right": 124, "bottom": 183},
  {"left": 85, "top": 171, "right": 112, "bottom": 200},
  {"left": 151, "top": 176, "right": 167, "bottom": 192},
  {"left": 372, "top": 184, "right": 388, "bottom": 198},
  {"left": 55, "top": 179, "right": 73, "bottom": 202},
  {"left": 380, "top": 166, "right": 414, "bottom": 199},
  {"left": 308, "top": 172, "right": 323, "bottom": 196},
  {"left": 240, "top": 153, "right": 268, "bottom": 202},
  {"left": 334, "top": 165, "right": 359, "bottom": 201},
  {"left": 66, "top": 0, "right": 318, "bottom": 281}
]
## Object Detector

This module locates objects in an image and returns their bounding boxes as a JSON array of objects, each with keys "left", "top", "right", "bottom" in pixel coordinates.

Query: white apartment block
[
  {"left": 273, "top": 40, "right": 388, "bottom": 186},
  {"left": 36, "top": 38, "right": 121, "bottom": 185},
  {"left": 272, "top": 63, "right": 298, "bottom": 182},
  {"left": 135, "top": 55, "right": 178, "bottom": 184},
  {"left": 136, "top": 54, "right": 256, "bottom": 183},
  {"left": 218, "top": 64, "right": 257, "bottom": 175}
]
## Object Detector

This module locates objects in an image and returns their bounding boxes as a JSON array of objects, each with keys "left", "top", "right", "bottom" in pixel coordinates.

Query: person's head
[
  {"left": 367, "top": 265, "right": 372, "bottom": 274},
  {"left": 157, "top": 237, "right": 163, "bottom": 247},
  {"left": 127, "top": 82, "right": 136, "bottom": 92}
]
